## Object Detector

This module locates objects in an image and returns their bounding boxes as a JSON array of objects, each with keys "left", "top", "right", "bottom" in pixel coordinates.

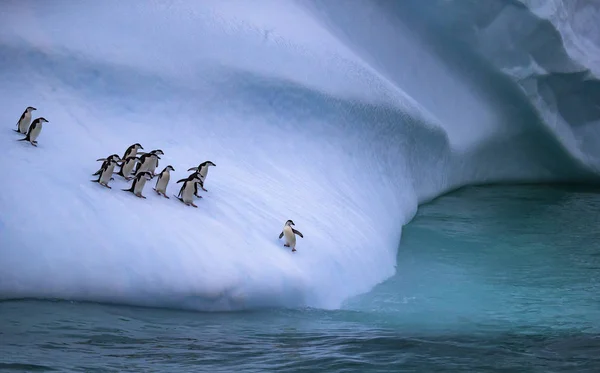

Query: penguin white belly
[
  {"left": 147, "top": 158, "right": 158, "bottom": 174},
  {"left": 283, "top": 226, "right": 296, "bottom": 247},
  {"left": 29, "top": 124, "right": 42, "bottom": 142},
  {"left": 156, "top": 173, "right": 170, "bottom": 192},
  {"left": 122, "top": 161, "right": 136, "bottom": 176},
  {"left": 134, "top": 178, "right": 148, "bottom": 194},
  {"left": 181, "top": 182, "right": 196, "bottom": 203},
  {"left": 100, "top": 163, "right": 116, "bottom": 184},
  {"left": 137, "top": 160, "right": 150, "bottom": 174},
  {"left": 18, "top": 114, "right": 31, "bottom": 133}
]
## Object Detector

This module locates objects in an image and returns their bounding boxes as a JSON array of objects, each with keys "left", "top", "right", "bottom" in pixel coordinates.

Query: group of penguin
[
  {"left": 13, "top": 105, "right": 305, "bottom": 252},
  {"left": 92, "top": 143, "right": 216, "bottom": 209},
  {"left": 14, "top": 106, "right": 48, "bottom": 146}
]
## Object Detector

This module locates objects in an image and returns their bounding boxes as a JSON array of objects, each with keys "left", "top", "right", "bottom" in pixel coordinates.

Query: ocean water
[
  {"left": 2, "top": 0, "right": 600, "bottom": 372},
  {"left": 3, "top": 185, "right": 600, "bottom": 372}
]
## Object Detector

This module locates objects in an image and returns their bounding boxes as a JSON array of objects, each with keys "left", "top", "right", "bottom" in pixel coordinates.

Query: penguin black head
[
  {"left": 151, "top": 149, "right": 164, "bottom": 156},
  {"left": 134, "top": 143, "right": 143, "bottom": 149},
  {"left": 285, "top": 220, "right": 295, "bottom": 226},
  {"left": 165, "top": 165, "right": 175, "bottom": 172},
  {"left": 98, "top": 154, "right": 121, "bottom": 162},
  {"left": 105, "top": 158, "right": 118, "bottom": 167},
  {"left": 37, "top": 117, "right": 49, "bottom": 123},
  {"left": 26, "top": 106, "right": 37, "bottom": 112},
  {"left": 199, "top": 160, "right": 216, "bottom": 167}
]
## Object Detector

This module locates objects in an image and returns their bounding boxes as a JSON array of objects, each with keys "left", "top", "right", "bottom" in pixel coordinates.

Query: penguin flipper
[
  {"left": 278, "top": 231, "right": 284, "bottom": 239},
  {"left": 187, "top": 167, "right": 198, "bottom": 172},
  {"left": 292, "top": 229, "right": 304, "bottom": 238}
]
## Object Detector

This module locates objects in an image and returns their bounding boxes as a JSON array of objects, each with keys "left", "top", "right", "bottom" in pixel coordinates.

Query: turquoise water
[{"left": 2, "top": 185, "right": 600, "bottom": 372}]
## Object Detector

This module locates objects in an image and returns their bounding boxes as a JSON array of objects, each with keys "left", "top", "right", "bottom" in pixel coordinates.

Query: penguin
[
  {"left": 176, "top": 171, "right": 204, "bottom": 198},
  {"left": 121, "top": 143, "right": 144, "bottom": 160},
  {"left": 17, "top": 117, "right": 49, "bottom": 146},
  {"left": 116, "top": 156, "right": 140, "bottom": 180},
  {"left": 122, "top": 171, "right": 153, "bottom": 199},
  {"left": 15, "top": 106, "right": 36, "bottom": 134},
  {"left": 187, "top": 161, "right": 216, "bottom": 191},
  {"left": 134, "top": 149, "right": 163, "bottom": 176},
  {"left": 90, "top": 158, "right": 118, "bottom": 189},
  {"left": 278, "top": 220, "right": 304, "bottom": 252},
  {"left": 174, "top": 174, "right": 203, "bottom": 208},
  {"left": 153, "top": 165, "right": 174, "bottom": 198},
  {"left": 92, "top": 154, "right": 122, "bottom": 176}
]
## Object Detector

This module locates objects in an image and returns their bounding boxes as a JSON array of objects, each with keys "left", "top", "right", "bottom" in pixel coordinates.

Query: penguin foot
[
  {"left": 284, "top": 244, "right": 290, "bottom": 247},
  {"left": 163, "top": 194, "right": 170, "bottom": 199},
  {"left": 292, "top": 249, "right": 297, "bottom": 252},
  {"left": 191, "top": 203, "right": 198, "bottom": 208},
  {"left": 30, "top": 142, "right": 38, "bottom": 147},
  {"left": 202, "top": 187, "right": 208, "bottom": 192}
]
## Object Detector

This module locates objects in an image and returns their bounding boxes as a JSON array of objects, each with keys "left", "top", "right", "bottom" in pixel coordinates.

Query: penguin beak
[{"left": 32, "top": 107, "right": 37, "bottom": 110}]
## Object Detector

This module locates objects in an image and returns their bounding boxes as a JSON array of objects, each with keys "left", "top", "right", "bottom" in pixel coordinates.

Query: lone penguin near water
[
  {"left": 279, "top": 219, "right": 304, "bottom": 252},
  {"left": 174, "top": 174, "right": 203, "bottom": 208},
  {"left": 91, "top": 158, "right": 118, "bottom": 189},
  {"left": 17, "top": 117, "right": 49, "bottom": 146},
  {"left": 187, "top": 161, "right": 216, "bottom": 191},
  {"left": 15, "top": 106, "right": 36, "bottom": 134},
  {"left": 122, "top": 171, "right": 153, "bottom": 199},
  {"left": 153, "top": 165, "right": 174, "bottom": 198}
]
